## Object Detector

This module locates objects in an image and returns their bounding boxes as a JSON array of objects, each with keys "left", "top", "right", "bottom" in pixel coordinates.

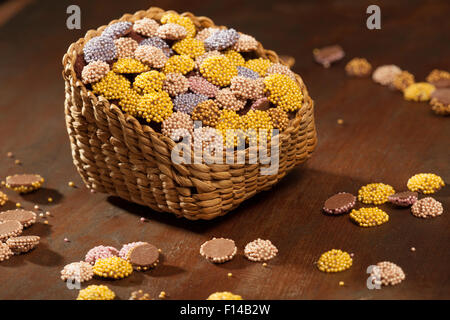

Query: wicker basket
[{"left": 62, "top": 7, "right": 317, "bottom": 220}]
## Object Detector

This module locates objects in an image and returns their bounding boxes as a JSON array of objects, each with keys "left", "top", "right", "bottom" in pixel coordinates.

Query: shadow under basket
[{"left": 62, "top": 7, "right": 317, "bottom": 220}]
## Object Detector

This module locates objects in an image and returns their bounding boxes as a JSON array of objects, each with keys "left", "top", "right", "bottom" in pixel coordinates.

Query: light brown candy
[
  {"left": 6, "top": 235, "right": 40, "bottom": 254},
  {"left": 129, "top": 289, "right": 152, "bottom": 300},
  {"left": 5, "top": 174, "right": 44, "bottom": 193},
  {"left": 126, "top": 243, "right": 160, "bottom": 271},
  {"left": 0, "top": 220, "right": 23, "bottom": 241},
  {"left": 244, "top": 239, "right": 278, "bottom": 262},
  {"left": 200, "top": 238, "right": 237, "bottom": 263},
  {"left": 0, "top": 242, "right": 13, "bottom": 262},
  {"left": 0, "top": 209, "right": 37, "bottom": 228},
  {"left": 60, "top": 261, "right": 94, "bottom": 282}
]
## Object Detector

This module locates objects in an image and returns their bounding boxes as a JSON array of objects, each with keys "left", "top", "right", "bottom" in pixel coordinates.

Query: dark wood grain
[{"left": 0, "top": 0, "right": 449, "bottom": 300}]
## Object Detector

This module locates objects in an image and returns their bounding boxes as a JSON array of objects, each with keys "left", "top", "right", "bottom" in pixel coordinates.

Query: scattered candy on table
[
  {"left": 426, "top": 69, "right": 450, "bottom": 87},
  {"left": 323, "top": 192, "right": 356, "bottom": 215},
  {"left": 129, "top": 289, "right": 152, "bottom": 300},
  {"left": 388, "top": 191, "right": 418, "bottom": 207},
  {"left": 77, "top": 285, "right": 115, "bottom": 300},
  {"left": 0, "top": 209, "right": 36, "bottom": 228},
  {"left": 345, "top": 58, "right": 372, "bottom": 77},
  {"left": 126, "top": 243, "right": 160, "bottom": 271},
  {"left": 93, "top": 256, "right": 133, "bottom": 279},
  {"left": 244, "top": 239, "right": 278, "bottom": 262},
  {"left": 407, "top": 173, "right": 445, "bottom": 194},
  {"left": 392, "top": 70, "right": 415, "bottom": 91},
  {"left": 370, "top": 261, "right": 405, "bottom": 286},
  {"left": 350, "top": 207, "right": 389, "bottom": 227},
  {"left": 358, "top": 183, "right": 395, "bottom": 205},
  {"left": 0, "top": 220, "right": 23, "bottom": 242},
  {"left": 313, "top": 45, "right": 345, "bottom": 68},
  {"left": 430, "top": 88, "right": 450, "bottom": 115},
  {"left": 317, "top": 249, "right": 353, "bottom": 273},
  {"left": 200, "top": 237, "right": 237, "bottom": 263},
  {"left": 85, "top": 245, "right": 119, "bottom": 265},
  {"left": 61, "top": 261, "right": 94, "bottom": 283},
  {"left": 207, "top": 292, "right": 243, "bottom": 300},
  {"left": 411, "top": 197, "right": 443, "bottom": 218},
  {"left": 403, "top": 82, "right": 435, "bottom": 102},
  {"left": 372, "top": 64, "right": 402, "bottom": 86},
  {"left": 0, "top": 243, "right": 13, "bottom": 262},
  {"left": 5, "top": 174, "right": 44, "bottom": 194}
]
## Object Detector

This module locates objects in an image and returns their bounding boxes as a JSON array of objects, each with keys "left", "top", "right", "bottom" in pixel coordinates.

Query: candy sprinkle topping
[
  {"left": 317, "top": 249, "right": 353, "bottom": 273},
  {"left": 137, "top": 91, "right": 173, "bottom": 123},
  {"left": 357, "top": 183, "right": 395, "bottom": 205},
  {"left": 264, "top": 74, "right": 303, "bottom": 112},
  {"left": 77, "top": 285, "right": 115, "bottom": 300},
  {"left": 200, "top": 55, "right": 238, "bottom": 87},
  {"left": 407, "top": 173, "right": 444, "bottom": 194},
  {"left": 207, "top": 292, "right": 243, "bottom": 300},
  {"left": 93, "top": 256, "right": 133, "bottom": 279},
  {"left": 350, "top": 207, "right": 389, "bottom": 227},
  {"left": 83, "top": 36, "right": 117, "bottom": 63}
]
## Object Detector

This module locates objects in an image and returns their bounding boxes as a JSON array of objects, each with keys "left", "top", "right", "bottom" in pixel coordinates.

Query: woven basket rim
[{"left": 62, "top": 6, "right": 313, "bottom": 157}]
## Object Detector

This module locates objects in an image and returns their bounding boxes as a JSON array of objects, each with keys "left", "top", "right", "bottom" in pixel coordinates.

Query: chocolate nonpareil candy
[
  {"left": 0, "top": 220, "right": 23, "bottom": 241},
  {"left": 313, "top": 45, "right": 345, "bottom": 68},
  {"left": 0, "top": 209, "right": 37, "bottom": 227},
  {"left": 430, "top": 88, "right": 450, "bottom": 115},
  {"left": 5, "top": 174, "right": 44, "bottom": 193},
  {"left": 388, "top": 191, "right": 418, "bottom": 207},
  {"left": 0, "top": 242, "right": 13, "bottom": 262},
  {"left": 129, "top": 290, "right": 152, "bottom": 300},
  {"left": 6, "top": 235, "right": 40, "bottom": 254},
  {"left": 323, "top": 192, "right": 356, "bottom": 214},
  {"left": 200, "top": 238, "right": 237, "bottom": 263},
  {"left": 127, "top": 243, "right": 159, "bottom": 271},
  {"left": 431, "top": 88, "right": 450, "bottom": 105},
  {"left": 429, "top": 78, "right": 450, "bottom": 88}
]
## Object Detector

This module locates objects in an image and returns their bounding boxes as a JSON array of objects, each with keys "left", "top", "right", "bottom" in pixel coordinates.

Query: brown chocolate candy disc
[
  {"left": 430, "top": 78, "right": 450, "bottom": 89},
  {"left": 127, "top": 30, "right": 145, "bottom": 43},
  {"left": 313, "top": 45, "right": 345, "bottom": 68},
  {"left": 0, "top": 209, "right": 37, "bottom": 228},
  {"left": 323, "top": 192, "right": 356, "bottom": 214},
  {"left": 388, "top": 191, "right": 418, "bottom": 207},
  {"left": 128, "top": 243, "right": 159, "bottom": 270},
  {"left": 431, "top": 88, "right": 450, "bottom": 105},
  {"left": 392, "top": 191, "right": 418, "bottom": 199},
  {"left": 200, "top": 238, "right": 237, "bottom": 263},
  {"left": 0, "top": 220, "right": 23, "bottom": 241},
  {"left": 6, "top": 235, "right": 40, "bottom": 254},
  {"left": 5, "top": 174, "right": 44, "bottom": 194},
  {"left": 6, "top": 174, "right": 42, "bottom": 188},
  {"left": 250, "top": 97, "right": 271, "bottom": 111}
]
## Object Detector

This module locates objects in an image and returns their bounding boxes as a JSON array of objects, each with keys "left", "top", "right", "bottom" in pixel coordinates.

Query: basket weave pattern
[{"left": 62, "top": 7, "right": 317, "bottom": 220}]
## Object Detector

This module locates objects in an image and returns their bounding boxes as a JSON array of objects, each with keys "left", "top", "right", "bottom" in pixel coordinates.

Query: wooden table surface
[{"left": 0, "top": 0, "right": 449, "bottom": 300}]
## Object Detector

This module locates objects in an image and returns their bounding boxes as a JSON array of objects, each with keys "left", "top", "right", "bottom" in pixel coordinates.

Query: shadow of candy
[
  {"left": 20, "top": 187, "right": 63, "bottom": 205},
  {"left": 25, "top": 242, "right": 64, "bottom": 267},
  {"left": 0, "top": 199, "right": 18, "bottom": 211}
]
